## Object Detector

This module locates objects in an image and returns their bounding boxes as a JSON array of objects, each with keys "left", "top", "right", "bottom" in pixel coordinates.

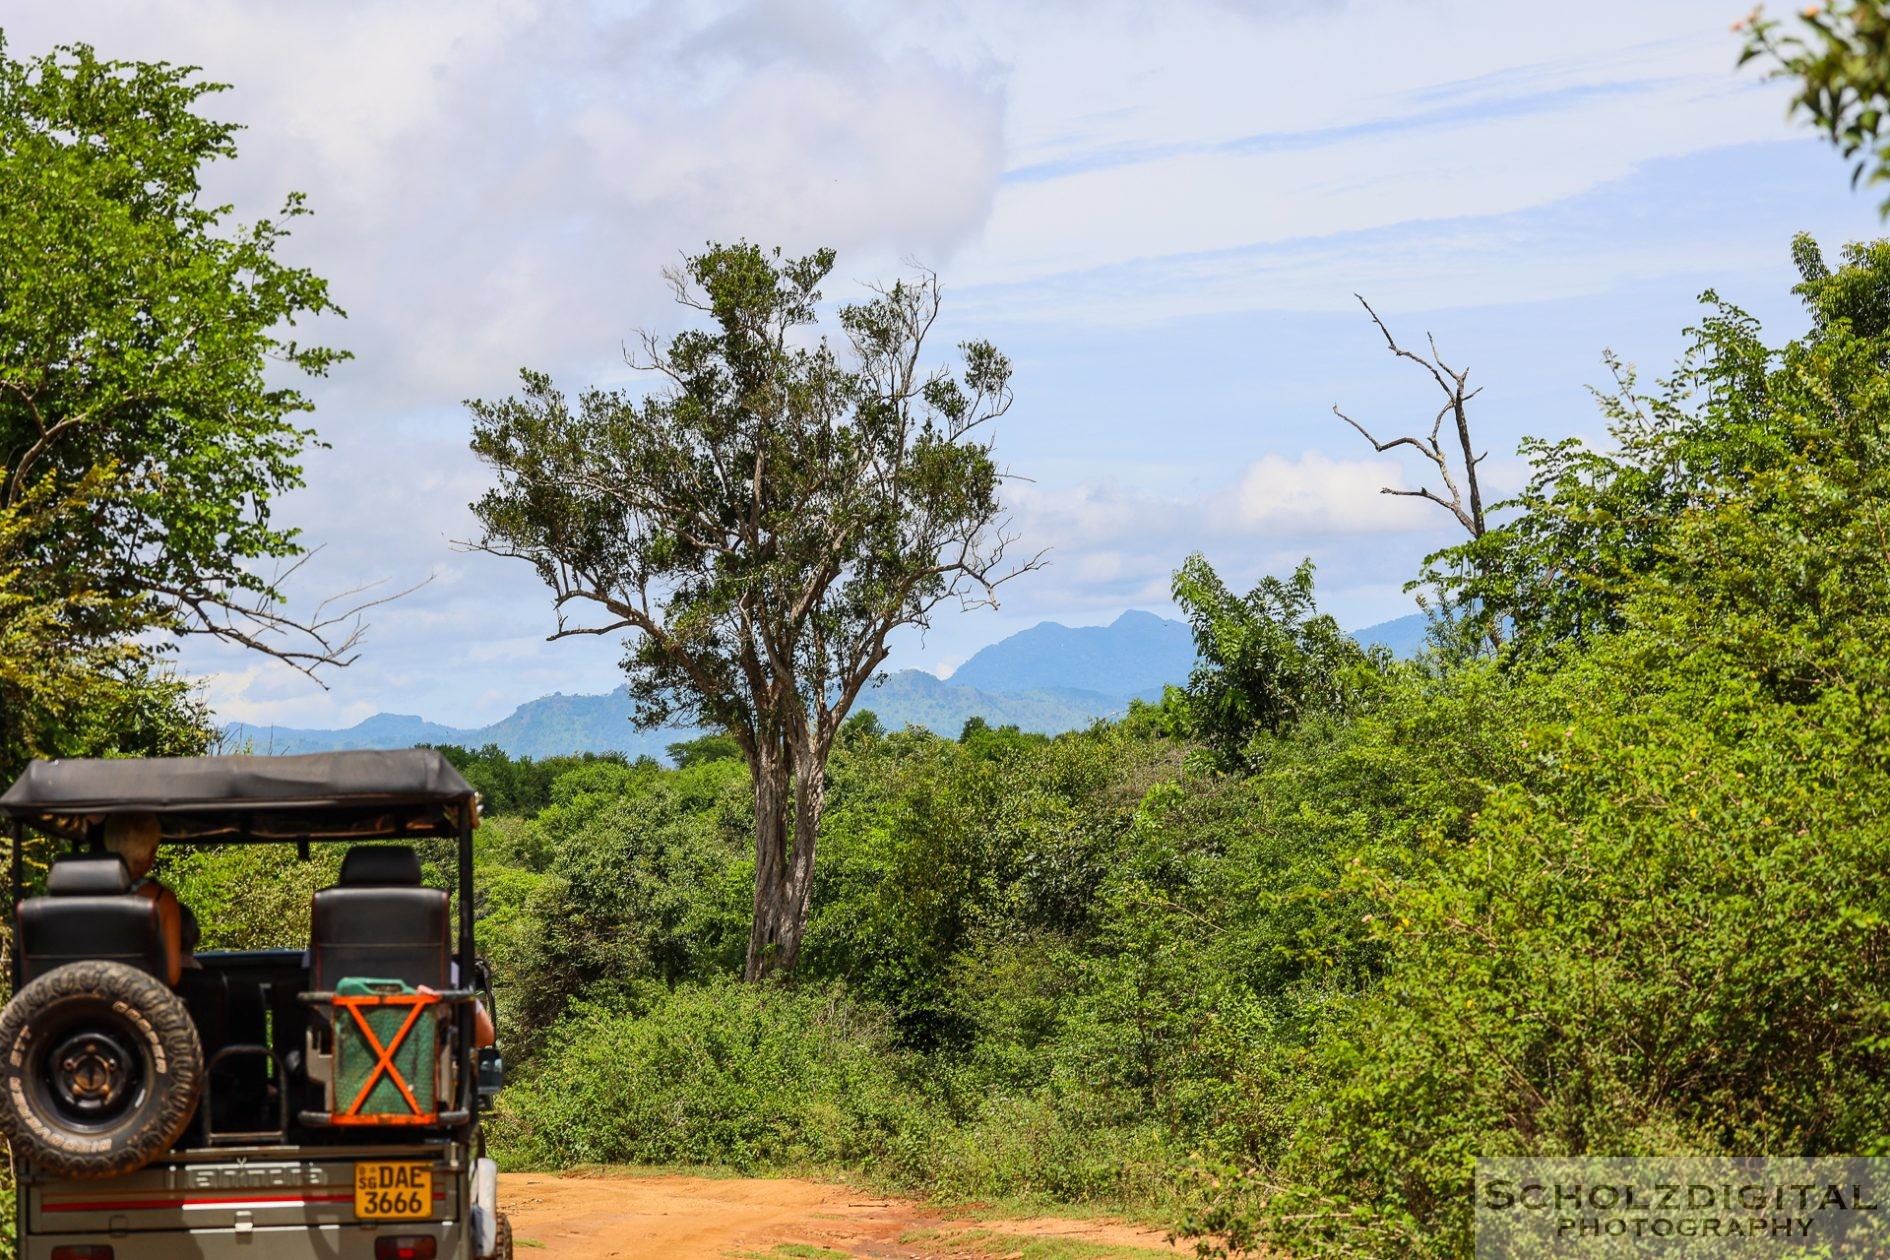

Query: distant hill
[
  {"left": 227, "top": 671, "right": 1148, "bottom": 761},
  {"left": 229, "top": 695, "right": 688, "bottom": 762},
  {"left": 226, "top": 606, "right": 1429, "bottom": 760},
  {"left": 1350, "top": 611, "right": 1429, "bottom": 657},
  {"left": 946, "top": 610, "right": 1194, "bottom": 695}
]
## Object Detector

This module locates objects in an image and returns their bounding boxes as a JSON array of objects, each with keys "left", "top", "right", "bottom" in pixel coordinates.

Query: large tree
[
  {"left": 0, "top": 36, "right": 361, "bottom": 772},
  {"left": 468, "top": 243, "right": 1036, "bottom": 978}
]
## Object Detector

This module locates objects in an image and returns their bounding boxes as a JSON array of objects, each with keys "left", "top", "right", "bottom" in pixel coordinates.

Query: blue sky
[{"left": 6, "top": 0, "right": 1882, "bottom": 730}]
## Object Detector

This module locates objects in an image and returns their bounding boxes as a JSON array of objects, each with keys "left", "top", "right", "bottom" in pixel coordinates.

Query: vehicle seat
[
  {"left": 309, "top": 845, "right": 450, "bottom": 991},
  {"left": 18, "top": 856, "right": 173, "bottom": 984}
]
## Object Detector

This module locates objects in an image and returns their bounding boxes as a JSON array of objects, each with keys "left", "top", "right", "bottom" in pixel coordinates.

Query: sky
[{"left": 5, "top": 0, "right": 1882, "bottom": 731}]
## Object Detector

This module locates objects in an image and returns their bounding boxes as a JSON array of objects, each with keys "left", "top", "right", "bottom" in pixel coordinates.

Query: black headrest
[
  {"left": 338, "top": 845, "right": 422, "bottom": 887},
  {"left": 47, "top": 856, "right": 132, "bottom": 896}
]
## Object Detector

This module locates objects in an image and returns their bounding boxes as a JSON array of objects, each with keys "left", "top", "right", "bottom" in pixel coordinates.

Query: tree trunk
[{"left": 743, "top": 742, "right": 826, "bottom": 980}]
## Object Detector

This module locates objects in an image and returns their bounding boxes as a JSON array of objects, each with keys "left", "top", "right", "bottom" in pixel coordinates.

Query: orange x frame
[{"left": 331, "top": 992, "right": 439, "bottom": 1126}]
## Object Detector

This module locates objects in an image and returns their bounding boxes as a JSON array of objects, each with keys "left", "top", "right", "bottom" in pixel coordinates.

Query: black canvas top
[{"left": 0, "top": 750, "right": 476, "bottom": 842}]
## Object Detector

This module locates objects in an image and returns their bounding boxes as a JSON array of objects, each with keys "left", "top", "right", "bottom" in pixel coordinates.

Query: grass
[
  {"left": 517, "top": 1161, "right": 753, "bottom": 1181},
  {"left": 900, "top": 1228, "right": 1179, "bottom": 1260},
  {"left": 726, "top": 1247, "right": 854, "bottom": 1260}
]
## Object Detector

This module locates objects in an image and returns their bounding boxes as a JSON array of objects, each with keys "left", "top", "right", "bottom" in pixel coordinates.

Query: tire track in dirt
[{"left": 499, "top": 1171, "right": 1188, "bottom": 1259}]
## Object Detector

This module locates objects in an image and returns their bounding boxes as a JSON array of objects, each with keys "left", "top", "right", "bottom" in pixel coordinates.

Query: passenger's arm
[{"left": 473, "top": 1000, "right": 497, "bottom": 1049}]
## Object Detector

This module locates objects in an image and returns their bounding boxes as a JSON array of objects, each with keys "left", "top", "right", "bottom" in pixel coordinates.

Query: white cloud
[
  {"left": 3, "top": 0, "right": 1007, "bottom": 409},
  {"left": 1213, "top": 452, "right": 1435, "bottom": 533}
]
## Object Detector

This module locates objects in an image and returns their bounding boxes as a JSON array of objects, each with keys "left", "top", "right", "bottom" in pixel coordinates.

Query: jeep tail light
[
  {"left": 52, "top": 1248, "right": 113, "bottom": 1260},
  {"left": 375, "top": 1237, "right": 437, "bottom": 1260}
]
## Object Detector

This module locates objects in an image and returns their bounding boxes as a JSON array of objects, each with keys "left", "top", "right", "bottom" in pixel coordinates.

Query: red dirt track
[{"left": 499, "top": 1171, "right": 1187, "bottom": 1259}]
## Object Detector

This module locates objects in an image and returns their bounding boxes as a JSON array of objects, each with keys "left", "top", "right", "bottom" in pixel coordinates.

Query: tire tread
[{"left": 0, "top": 959, "right": 203, "bottom": 1179}]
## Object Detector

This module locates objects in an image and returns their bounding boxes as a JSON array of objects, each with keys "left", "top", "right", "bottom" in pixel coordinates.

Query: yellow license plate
[{"left": 354, "top": 1162, "right": 432, "bottom": 1219}]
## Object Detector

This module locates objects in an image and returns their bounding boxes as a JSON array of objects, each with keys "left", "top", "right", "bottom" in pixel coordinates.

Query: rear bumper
[
  {"left": 20, "top": 1144, "right": 472, "bottom": 1257},
  {"left": 24, "top": 1220, "right": 468, "bottom": 1259}
]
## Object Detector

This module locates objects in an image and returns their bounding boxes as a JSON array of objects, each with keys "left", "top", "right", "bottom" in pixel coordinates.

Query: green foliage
[
  {"left": 0, "top": 36, "right": 344, "bottom": 635},
  {"left": 482, "top": 756, "right": 753, "bottom": 1056},
  {"left": 1427, "top": 233, "right": 1879, "bottom": 659},
  {"left": 426, "top": 742, "right": 634, "bottom": 818},
  {"left": 0, "top": 467, "right": 211, "bottom": 776},
  {"left": 1251, "top": 648, "right": 1890, "bottom": 1257},
  {"left": 1742, "top": 1, "right": 1890, "bottom": 213},
  {"left": 668, "top": 732, "right": 744, "bottom": 769},
  {"left": 162, "top": 845, "right": 344, "bottom": 951},
  {"left": 1176, "top": 233, "right": 1890, "bottom": 1257},
  {"left": 1171, "top": 554, "right": 1380, "bottom": 761},
  {"left": 0, "top": 35, "right": 343, "bottom": 782},
  {"left": 491, "top": 980, "right": 932, "bottom": 1173},
  {"left": 467, "top": 241, "right": 1016, "bottom": 745}
]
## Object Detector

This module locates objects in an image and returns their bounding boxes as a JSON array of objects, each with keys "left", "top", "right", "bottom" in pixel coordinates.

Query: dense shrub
[{"left": 490, "top": 980, "right": 934, "bottom": 1173}]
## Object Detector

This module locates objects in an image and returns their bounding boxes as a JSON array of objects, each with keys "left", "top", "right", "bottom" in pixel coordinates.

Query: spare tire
[{"left": 0, "top": 960, "right": 202, "bottom": 1178}]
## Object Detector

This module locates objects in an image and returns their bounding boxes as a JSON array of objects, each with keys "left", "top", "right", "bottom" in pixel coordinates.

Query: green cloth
[{"left": 333, "top": 977, "right": 437, "bottom": 1118}]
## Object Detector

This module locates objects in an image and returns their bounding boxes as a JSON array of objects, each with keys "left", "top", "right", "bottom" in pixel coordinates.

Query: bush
[{"left": 490, "top": 979, "right": 938, "bottom": 1175}]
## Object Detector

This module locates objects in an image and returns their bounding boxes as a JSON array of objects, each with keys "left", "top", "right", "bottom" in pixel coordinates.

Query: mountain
[
  {"left": 946, "top": 609, "right": 1195, "bottom": 695},
  {"left": 854, "top": 670, "right": 1150, "bottom": 735},
  {"left": 228, "top": 672, "right": 1147, "bottom": 761},
  {"left": 1349, "top": 611, "right": 1430, "bottom": 657},
  {"left": 226, "top": 607, "right": 1429, "bottom": 761},
  {"left": 229, "top": 695, "right": 687, "bottom": 761}
]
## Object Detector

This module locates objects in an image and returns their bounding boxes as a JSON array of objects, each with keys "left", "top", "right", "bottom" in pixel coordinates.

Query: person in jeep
[{"left": 103, "top": 811, "right": 186, "bottom": 984}]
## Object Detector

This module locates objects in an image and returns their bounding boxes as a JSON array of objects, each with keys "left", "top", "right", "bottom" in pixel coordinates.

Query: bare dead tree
[
  {"left": 1332, "top": 294, "right": 1490, "bottom": 541},
  {"left": 1332, "top": 294, "right": 1506, "bottom": 649}
]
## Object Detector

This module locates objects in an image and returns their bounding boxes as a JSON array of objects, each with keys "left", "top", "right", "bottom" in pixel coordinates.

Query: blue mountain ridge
[{"left": 225, "top": 609, "right": 1430, "bottom": 760}]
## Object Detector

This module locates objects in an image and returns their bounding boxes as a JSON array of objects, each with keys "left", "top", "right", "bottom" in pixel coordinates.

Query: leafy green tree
[
  {"left": 1428, "top": 234, "right": 1881, "bottom": 657},
  {"left": 667, "top": 732, "right": 744, "bottom": 770},
  {"left": 468, "top": 242, "right": 1037, "bottom": 978},
  {"left": 1742, "top": 1, "right": 1890, "bottom": 213},
  {"left": 497, "top": 757, "right": 753, "bottom": 1056},
  {"left": 0, "top": 35, "right": 354, "bottom": 742},
  {"left": 1170, "top": 555, "right": 1376, "bottom": 763},
  {"left": 0, "top": 467, "right": 211, "bottom": 774}
]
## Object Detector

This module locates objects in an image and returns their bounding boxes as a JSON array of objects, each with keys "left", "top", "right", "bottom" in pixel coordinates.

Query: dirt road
[{"left": 500, "top": 1171, "right": 1189, "bottom": 1260}]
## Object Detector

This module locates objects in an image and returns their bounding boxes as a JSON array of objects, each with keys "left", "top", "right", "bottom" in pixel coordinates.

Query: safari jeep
[{"left": 0, "top": 749, "right": 510, "bottom": 1260}]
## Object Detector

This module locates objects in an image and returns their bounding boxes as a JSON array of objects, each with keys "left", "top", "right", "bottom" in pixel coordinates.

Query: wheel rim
[{"left": 31, "top": 1023, "right": 147, "bottom": 1131}]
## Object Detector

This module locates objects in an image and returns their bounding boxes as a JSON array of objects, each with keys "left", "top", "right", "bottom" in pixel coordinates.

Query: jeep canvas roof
[{"left": 0, "top": 748, "right": 478, "bottom": 842}]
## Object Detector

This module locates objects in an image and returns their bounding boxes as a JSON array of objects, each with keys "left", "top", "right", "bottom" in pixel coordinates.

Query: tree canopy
[
  {"left": 0, "top": 38, "right": 351, "bottom": 676},
  {"left": 0, "top": 37, "right": 350, "bottom": 774},
  {"left": 1426, "top": 233, "right": 1889, "bottom": 660},
  {"left": 1171, "top": 554, "right": 1374, "bottom": 765}
]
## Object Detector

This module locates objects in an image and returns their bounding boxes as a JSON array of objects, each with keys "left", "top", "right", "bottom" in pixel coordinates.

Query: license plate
[{"left": 354, "top": 1162, "right": 432, "bottom": 1219}]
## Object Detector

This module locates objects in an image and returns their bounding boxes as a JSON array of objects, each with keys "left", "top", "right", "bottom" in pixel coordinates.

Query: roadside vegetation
[{"left": 248, "top": 234, "right": 1872, "bottom": 1259}]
